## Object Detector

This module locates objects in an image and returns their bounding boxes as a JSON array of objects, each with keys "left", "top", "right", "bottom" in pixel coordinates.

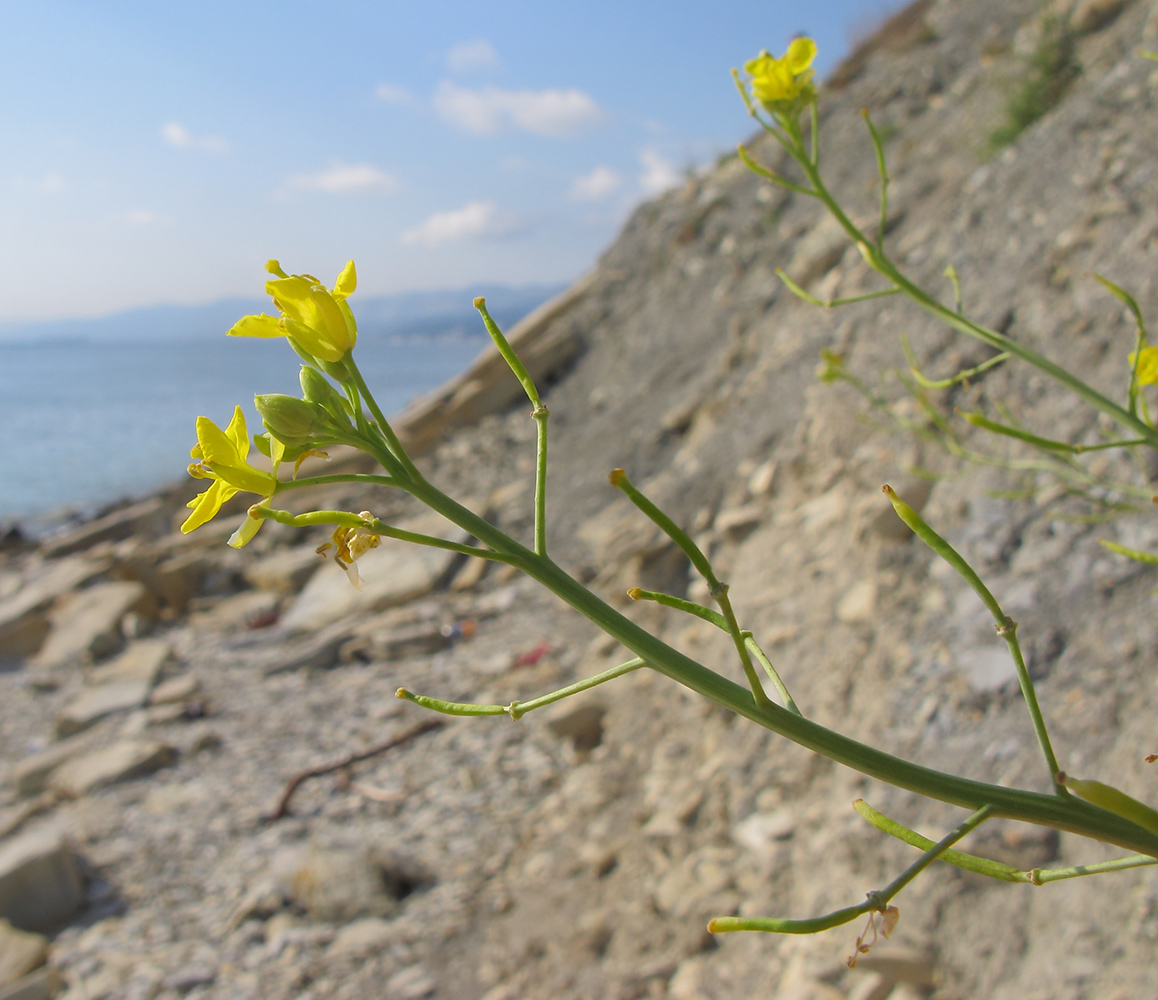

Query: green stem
[
  {"left": 711, "top": 806, "right": 992, "bottom": 934},
  {"left": 397, "top": 657, "right": 645, "bottom": 720},
  {"left": 882, "top": 485, "right": 1063, "bottom": 791},
  {"left": 395, "top": 475, "right": 1158, "bottom": 858},
  {"left": 276, "top": 473, "right": 403, "bottom": 491},
  {"left": 795, "top": 157, "right": 1158, "bottom": 450},
  {"left": 346, "top": 357, "right": 423, "bottom": 481},
  {"left": 533, "top": 405, "right": 549, "bottom": 557},
  {"left": 861, "top": 109, "right": 889, "bottom": 250}
]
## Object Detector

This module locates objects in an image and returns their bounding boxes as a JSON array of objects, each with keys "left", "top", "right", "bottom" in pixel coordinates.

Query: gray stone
[
  {"left": 31, "top": 581, "right": 147, "bottom": 672},
  {"left": 40, "top": 498, "right": 166, "bottom": 559},
  {"left": 714, "top": 503, "right": 764, "bottom": 539},
  {"left": 846, "top": 973, "right": 893, "bottom": 1000},
  {"left": 0, "top": 558, "right": 109, "bottom": 659},
  {"left": 0, "top": 967, "right": 62, "bottom": 1000},
  {"left": 258, "top": 623, "right": 352, "bottom": 676},
  {"left": 853, "top": 948, "right": 937, "bottom": 988},
  {"left": 732, "top": 810, "right": 797, "bottom": 858},
  {"left": 147, "top": 674, "right": 200, "bottom": 706},
  {"left": 154, "top": 552, "right": 211, "bottom": 613},
  {"left": 357, "top": 622, "right": 449, "bottom": 662},
  {"left": 385, "top": 964, "right": 436, "bottom": 1000},
  {"left": 10, "top": 732, "right": 102, "bottom": 799},
  {"left": 243, "top": 545, "right": 322, "bottom": 594},
  {"left": 189, "top": 590, "right": 278, "bottom": 631},
  {"left": 0, "top": 919, "right": 48, "bottom": 987},
  {"left": 47, "top": 740, "right": 174, "bottom": 799},
  {"left": 327, "top": 917, "right": 394, "bottom": 958},
  {"left": 545, "top": 702, "right": 606, "bottom": 752},
  {"left": 281, "top": 513, "right": 468, "bottom": 633},
  {"left": 278, "top": 847, "right": 399, "bottom": 923},
  {"left": 55, "top": 680, "right": 151, "bottom": 738},
  {"left": 0, "top": 825, "right": 85, "bottom": 931},
  {"left": 958, "top": 646, "right": 1017, "bottom": 692},
  {"left": 87, "top": 639, "right": 170, "bottom": 686}
]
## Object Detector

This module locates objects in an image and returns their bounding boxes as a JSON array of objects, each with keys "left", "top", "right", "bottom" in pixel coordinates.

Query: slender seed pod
[{"left": 1058, "top": 772, "right": 1158, "bottom": 838}]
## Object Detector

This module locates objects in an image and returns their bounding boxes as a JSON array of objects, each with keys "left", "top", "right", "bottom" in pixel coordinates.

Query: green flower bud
[
  {"left": 299, "top": 366, "right": 354, "bottom": 429},
  {"left": 254, "top": 393, "right": 326, "bottom": 443}
]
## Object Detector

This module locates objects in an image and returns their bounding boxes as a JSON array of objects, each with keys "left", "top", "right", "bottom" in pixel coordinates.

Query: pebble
[
  {"left": 47, "top": 740, "right": 174, "bottom": 799},
  {"left": 0, "top": 825, "right": 85, "bottom": 931}
]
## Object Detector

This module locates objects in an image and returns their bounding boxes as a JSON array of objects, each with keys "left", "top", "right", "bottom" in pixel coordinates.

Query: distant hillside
[{"left": 0, "top": 282, "right": 566, "bottom": 345}]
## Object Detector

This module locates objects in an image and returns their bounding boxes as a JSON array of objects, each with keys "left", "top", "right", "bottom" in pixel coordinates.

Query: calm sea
[{"left": 0, "top": 334, "right": 486, "bottom": 529}]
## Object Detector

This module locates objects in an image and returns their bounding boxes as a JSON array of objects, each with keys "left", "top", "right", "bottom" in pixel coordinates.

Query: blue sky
[{"left": 0, "top": 0, "right": 898, "bottom": 322}]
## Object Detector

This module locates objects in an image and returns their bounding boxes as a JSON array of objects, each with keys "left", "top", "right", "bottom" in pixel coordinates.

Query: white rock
[
  {"left": 0, "top": 919, "right": 48, "bottom": 987},
  {"left": 10, "top": 731, "right": 102, "bottom": 799},
  {"left": 31, "top": 581, "right": 147, "bottom": 671},
  {"left": 47, "top": 739, "right": 173, "bottom": 798},
  {"left": 148, "top": 674, "right": 200, "bottom": 706},
  {"left": 55, "top": 680, "right": 151, "bottom": 738},
  {"left": 328, "top": 917, "right": 394, "bottom": 958},
  {"left": 87, "top": 639, "right": 170, "bottom": 686},
  {"left": 837, "top": 579, "right": 877, "bottom": 624}
]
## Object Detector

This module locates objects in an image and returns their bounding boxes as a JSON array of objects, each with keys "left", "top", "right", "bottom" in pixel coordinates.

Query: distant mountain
[{"left": 0, "top": 282, "right": 568, "bottom": 345}]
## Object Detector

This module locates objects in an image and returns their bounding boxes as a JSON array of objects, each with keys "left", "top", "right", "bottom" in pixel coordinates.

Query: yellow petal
[
  {"left": 785, "top": 37, "right": 817, "bottom": 74},
  {"left": 228, "top": 313, "right": 284, "bottom": 338},
  {"left": 228, "top": 508, "right": 266, "bottom": 548},
  {"left": 207, "top": 461, "right": 276, "bottom": 496},
  {"left": 333, "top": 260, "right": 357, "bottom": 300},
  {"left": 196, "top": 415, "right": 245, "bottom": 468},
  {"left": 180, "top": 479, "right": 237, "bottom": 533},
  {"left": 224, "top": 405, "right": 250, "bottom": 460}
]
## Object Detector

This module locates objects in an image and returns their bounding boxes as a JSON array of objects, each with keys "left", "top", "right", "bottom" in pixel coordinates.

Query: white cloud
[
  {"left": 639, "top": 149, "right": 681, "bottom": 195},
  {"left": 570, "top": 166, "right": 621, "bottom": 201},
  {"left": 447, "top": 39, "right": 499, "bottom": 73},
  {"left": 39, "top": 172, "right": 66, "bottom": 194},
  {"left": 287, "top": 162, "right": 400, "bottom": 195},
  {"left": 375, "top": 83, "right": 413, "bottom": 104},
  {"left": 161, "top": 121, "right": 228, "bottom": 153},
  {"left": 433, "top": 81, "right": 601, "bottom": 137},
  {"left": 402, "top": 200, "right": 523, "bottom": 247},
  {"left": 128, "top": 209, "right": 172, "bottom": 225}
]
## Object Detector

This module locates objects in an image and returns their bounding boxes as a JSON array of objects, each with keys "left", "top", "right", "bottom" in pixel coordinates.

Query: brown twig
[{"left": 267, "top": 719, "right": 444, "bottom": 821}]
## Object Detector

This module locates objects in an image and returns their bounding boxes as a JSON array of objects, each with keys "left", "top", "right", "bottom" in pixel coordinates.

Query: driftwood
[{"left": 268, "top": 719, "right": 444, "bottom": 821}]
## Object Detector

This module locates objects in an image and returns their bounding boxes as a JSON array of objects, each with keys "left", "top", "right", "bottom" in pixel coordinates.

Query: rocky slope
[{"left": 5, "top": 1, "right": 1158, "bottom": 998}]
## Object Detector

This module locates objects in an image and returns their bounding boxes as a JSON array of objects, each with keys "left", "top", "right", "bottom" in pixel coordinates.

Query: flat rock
[
  {"left": 837, "top": 579, "right": 877, "bottom": 624},
  {"left": 258, "top": 622, "right": 353, "bottom": 676},
  {"left": 47, "top": 739, "right": 173, "bottom": 798},
  {"left": 148, "top": 674, "right": 200, "bottom": 706},
  {"left": 281, "top": 513, "right": 468, "bottom": 633},
  {"left": 732, "top": 810, "right": 797, "bottom": 859},
  {"left": 385, "top": 964, "right": 435, "bottom": 999},
  {"left": 0, "top": 919, "right": 48, "bottom": 987},
  {"left": 40, "top": 498, "right": 167, "bottom": 559},
  {"left": 0, "top": 825, "right": 85, "bottom": 931},
  {"left": 327, "top": 917, "right": 394, "bottom": 958},
  {"left": 276, "top": 846, "right": 403, "bottom": 923},
  {"left": 545, "top": 702, "right": 606, "bottom": 752},
  {"left": 0, "top": 967, "right": 62, "bottom": 1000},
  {"left": 244, "top": 545, "right": 322, "bottom": 595},
  {"left": 55, "top": 680, "right": 152, "bottom": 738},
  {"left": 189, "top": 590, "right": 278, "bottom": 631},
  {"left": 0, "top": 558, "right": 109, "bottom": 659},
  {"left": 154, "top": 552, "right": 212, "bottom": 613},
  {"left": 31, "top": 581, "right": 147, "bottom": 672},
  {"left": 10, "top": 731, "right": 102, "bottom": 799},
  {"left": 87, "top": 639, "right": 171, "bottom": 686}
]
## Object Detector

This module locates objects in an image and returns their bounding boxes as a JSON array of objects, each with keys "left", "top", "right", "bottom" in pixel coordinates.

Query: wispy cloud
[
  {"left": 447, "top": 39, "right": 499, "bottom": 73},
  {"left": 433, "top": 82, "right": 601, "bottom": 137},
  {"left": 375, "top": 83, "right": 413, "bottom": 104},
  {"left": 639, "top": 149, "right": 681, "bottom": 195},
  {"left": 161, "top": 121, "right": 228, "bottom": 153},
  {"left": 128, "top": 209, "right": 172, "bottom": 225},
  {"left": 402, "top": 200, "right": 523, "bottom": 247},
  {"left": 570, "top": 166, "right": 621, "bottom": 201},
  {"left": 39, "top": 172, "right": 66, "bottom": 194},
  {"left": 287, "top": 162, "right": 399, "bottom": 195}
]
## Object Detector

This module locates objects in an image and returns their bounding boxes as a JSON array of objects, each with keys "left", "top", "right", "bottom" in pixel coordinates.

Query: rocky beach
[{"left": 5, "top": 1, "right": 1158, "bottom": 997}]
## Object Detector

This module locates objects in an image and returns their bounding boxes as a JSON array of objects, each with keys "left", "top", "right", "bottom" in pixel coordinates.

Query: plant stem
[{"left": 346, "top": 357, "right": 423, "bottom": 481}]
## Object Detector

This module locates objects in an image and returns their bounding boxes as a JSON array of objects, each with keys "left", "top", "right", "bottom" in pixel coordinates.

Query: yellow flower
[
  {"left": 182, "top": 405, "right": 279, "bottom": 546},
  {"left": 1130, "top": 345, "right": 1158, "bottom": 386},
  {"left": 744, "top": 38, "right": 818, "bottom": 116},
  {"left": 228, "top": 260, "right": 358, "bottom": 363}
]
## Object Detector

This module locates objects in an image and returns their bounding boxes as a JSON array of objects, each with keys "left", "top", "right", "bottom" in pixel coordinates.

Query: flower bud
[
  {"left": 254, "top": 393, "right": 326, "bottom": 443},
  {"left": 300, "top": 366, "right": 353, "bottom": 429}
]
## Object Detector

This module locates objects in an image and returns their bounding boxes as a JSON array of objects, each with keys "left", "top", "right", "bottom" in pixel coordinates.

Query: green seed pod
[
  {"left": 1059, "top": 772, "right": 1158, "bottom": 837},
  {"left": 254, "top": 393, "right": 326, "bottom": 443}
]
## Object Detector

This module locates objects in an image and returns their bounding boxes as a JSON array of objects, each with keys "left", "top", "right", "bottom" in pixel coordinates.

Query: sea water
[{"left": 0, "top": 334, "right": 486, "bottom": 528}]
